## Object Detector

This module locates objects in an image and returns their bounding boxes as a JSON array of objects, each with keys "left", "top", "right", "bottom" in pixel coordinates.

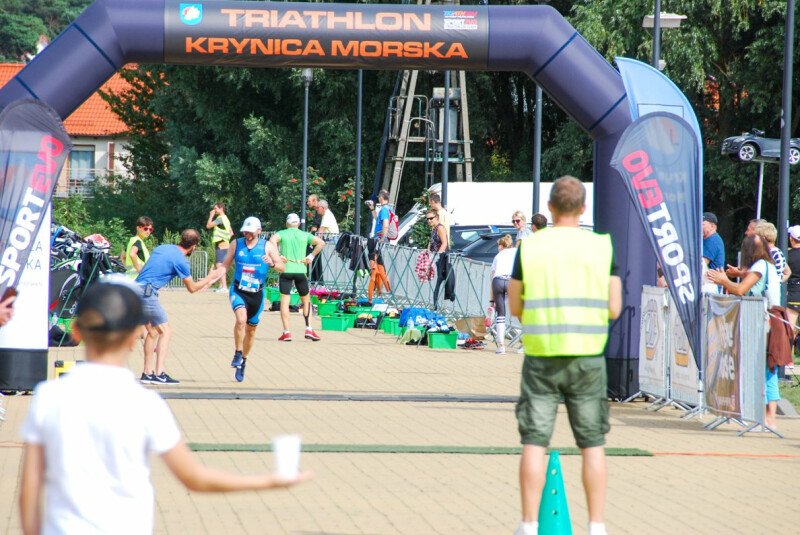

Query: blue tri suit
[{"left": 229, "top": 237, "right": 270, "bottom": 326}]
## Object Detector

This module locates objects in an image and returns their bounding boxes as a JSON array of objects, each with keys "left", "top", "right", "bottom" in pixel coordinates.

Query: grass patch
[{"left": 779, "top": 380, "right": 800, "bottom": 409}]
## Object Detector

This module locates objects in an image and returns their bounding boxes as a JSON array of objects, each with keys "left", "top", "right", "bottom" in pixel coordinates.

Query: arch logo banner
[{"left": 164, "top": 1, "right": 489, "bottom": 69}]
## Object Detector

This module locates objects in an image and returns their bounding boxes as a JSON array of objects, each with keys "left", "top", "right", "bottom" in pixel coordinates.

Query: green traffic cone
[{"left": 538, "top": 450, "right": 572, "bottom": 534}]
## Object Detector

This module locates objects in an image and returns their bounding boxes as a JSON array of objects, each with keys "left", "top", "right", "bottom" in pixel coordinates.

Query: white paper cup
[{"left": 272, "top": 434, "right": 301, "bottom": 478}]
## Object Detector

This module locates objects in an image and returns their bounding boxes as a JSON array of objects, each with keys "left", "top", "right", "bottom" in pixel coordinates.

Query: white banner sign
[{"left": 0, "top": 210, "right": 50, "bottom": 350}]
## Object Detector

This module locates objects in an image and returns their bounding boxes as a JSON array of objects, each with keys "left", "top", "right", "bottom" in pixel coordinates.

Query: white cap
[
  {"left": 286, "top": 213, "right": 301, "bottom": 225},
  {"left": 240, "top": 216, "right": 261, "bottom": 233},
  {"left": 789, "top": 225, "right": 800, "bottom": 241}
]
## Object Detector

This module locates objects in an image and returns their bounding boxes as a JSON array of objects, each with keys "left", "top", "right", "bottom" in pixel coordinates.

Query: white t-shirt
[
  {"left": 21, "top": 363, "right": 181, "bottom": 535},
  {"left": 320, "top": 209, "right": 339, "bottom": 235},
  {"left": 749, "top": 259, "right": 781, "bottom": 308},
  {"left": 492, "top": 247, "right": 517, "bottom": 278}
]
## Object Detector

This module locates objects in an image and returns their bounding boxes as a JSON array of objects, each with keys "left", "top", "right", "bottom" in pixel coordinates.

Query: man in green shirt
[
  {"left": 270, "top": 213, "right": 325, "bottom": 341},
  {"left": 206, "top": 202, "right": 233, "bottom": 292}
]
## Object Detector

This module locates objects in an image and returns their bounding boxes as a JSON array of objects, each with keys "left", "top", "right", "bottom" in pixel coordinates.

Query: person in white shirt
[
  {"left": 317, "top": 200, "right": 340, "bottom": 236},
  {"left": 19, "top": 279, "right": 311, "bottom": 535},
  {"left": 490, "top": 234, "right": 517, "bottom": 354}
]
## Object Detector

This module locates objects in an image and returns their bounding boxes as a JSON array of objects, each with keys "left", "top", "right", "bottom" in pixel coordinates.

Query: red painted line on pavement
[{"left": 654, "top": 451, "right": 800, "bottom": 459}]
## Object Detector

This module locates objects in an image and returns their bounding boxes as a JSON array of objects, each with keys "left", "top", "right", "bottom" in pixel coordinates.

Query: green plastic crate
[
  {"left": 265, "top": 287, "right": 280, "bottom": 302},
  {"left": 289, "top": 292, "right": 301, "bottom": 306},
  {"left": 381, "top": 317, "right": 401, "bottom": 336},
  {"left": 321, "top": 313, "right": 356, "bottom": 331},
  {"left": 348, "top": 305, "right": 373, "bottom": 315},
  {"left": 428, "top": 331, "right": 458, "bottom": 350},
  {"left": 311, "top": 296, "right": 320, "bottom": 305},
  {"left": 317, "top": 301, "right": 341, "bottom": 317}
]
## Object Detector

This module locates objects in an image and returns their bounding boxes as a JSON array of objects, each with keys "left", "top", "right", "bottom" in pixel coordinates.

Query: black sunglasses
[
  {"left": 426, "top": 216, "right": 437, "bottom": 221},
  {"left": 512, "top": 219, "right": 521, "bottom": 224}
]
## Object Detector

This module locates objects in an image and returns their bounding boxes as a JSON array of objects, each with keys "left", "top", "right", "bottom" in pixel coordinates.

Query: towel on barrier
[{"left": 767, "top": 305, "right": 794, "bottom": 370}]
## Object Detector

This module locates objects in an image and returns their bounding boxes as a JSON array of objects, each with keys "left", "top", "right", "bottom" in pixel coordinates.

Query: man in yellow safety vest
[
  {"left": 509, "top": 176, "right": 622, "bottom": 535},
  {"left": 206, "top": 202, "right": 233, "bottom": 292}
]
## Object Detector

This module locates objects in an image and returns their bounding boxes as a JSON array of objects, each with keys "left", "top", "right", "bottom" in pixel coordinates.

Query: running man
[
  {"left": 206, "top": 202, "right": 233, "bottom": 292},
  {"left": 269, "top": 213, "right": 325, "bottom": 342},
  {"left": 219, "top": 217, "right": 285, "bottom": 382}
]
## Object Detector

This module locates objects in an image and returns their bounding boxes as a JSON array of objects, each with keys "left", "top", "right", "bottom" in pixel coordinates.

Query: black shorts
[
  {"left": 279, "top": 273, "right": 310, "bottom": 297},
  {"left": 230, "top": 286, "right": 265, "bottom": 326}
]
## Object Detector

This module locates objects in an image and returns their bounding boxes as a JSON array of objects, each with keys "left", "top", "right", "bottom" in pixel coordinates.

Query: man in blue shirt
[
  {"left": 219, "top": 217, "right": 285, "bottom": 382},
  {"left": 702, "top": 212, "right": 725, "bottom": 271},
  {"left": 136, "top": 229, "right": 223, "bottom": 385}
]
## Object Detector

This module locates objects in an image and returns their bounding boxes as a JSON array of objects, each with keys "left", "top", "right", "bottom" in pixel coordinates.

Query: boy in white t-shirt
[{"left": 19, "top": 279, "right": 311, "bottom": 534}]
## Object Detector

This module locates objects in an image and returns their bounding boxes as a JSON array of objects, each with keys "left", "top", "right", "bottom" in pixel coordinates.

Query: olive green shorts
[{"left": 515, "top": 356, "right": 609, "bottom": 448}]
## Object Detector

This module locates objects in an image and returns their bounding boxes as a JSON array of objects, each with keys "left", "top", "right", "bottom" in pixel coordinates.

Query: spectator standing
[
  {"left": 427, "top": 209, "right": 454, "bottom": 308},
  {"left": 490, "top": 234, "right": 516, "bottom": 354},
  {"left": 753, "top": 220, "right": 791, "bottom": 283},
  {"left": 508, "top": 176, "right": 622, "bottom": 535},
  {"left": 429, "top": 192, "right": 451, "bottom": 248},
  {"left": 219, "top": 217, "right": 285, "bottom": 382},
  {"left": 19, "top": 280, "right": 310, "bottom": 535},
  {"left": 124, "top": 216, "right": 153, "bottom": 279},
  {"left": 786, "top": 226, "right": 800, "bottom": 332},
  {"left": 375, "top": 189, "right": 393, "bottom": 242},
  {"left": 307, "top": 194, "right": 322, "bottom": 234},
  {"left": 707, "top": 235, "right": 782, "bottom": 430},
  {"left": 531, "top": 213, "right": 548, "bottom": 232},
  {"left": 512, "top": 210, "right": 532, "bottom": 245},
  {"left": 270, "top": 213, "right": 325, "bottom": 342},
  {"left": 317, "top": 199, "right": 340, "bottom": 236},
  {"left": 307, "top": 194, "right": 323, "bottom": 283},
  {"left": 701, "top": 212, "right": 725, "bottom": 271},
  {"left": 135, "top": 230, "right": 223, "bottom": 385},
  {"left": 206, "top": 203, "right": 233, "bottom": 292}
]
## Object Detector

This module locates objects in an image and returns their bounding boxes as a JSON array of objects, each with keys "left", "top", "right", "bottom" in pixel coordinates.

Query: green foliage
[
  {"left": 409, "top": 189, "right": 433, "bottom": 249},
  {"left": 52, "top": 196, "right": 132, "bottom": 257}
]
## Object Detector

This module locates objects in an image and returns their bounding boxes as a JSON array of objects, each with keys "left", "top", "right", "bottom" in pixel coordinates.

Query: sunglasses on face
[
  {"left": 141, "top": 226, "right": 154, "bottom": 232},
  {"left": 512, "top": 219, "right": 521, "bottom": 224},
  {"left": 427, "top": 216, "right": 437, "bottom": 221}
]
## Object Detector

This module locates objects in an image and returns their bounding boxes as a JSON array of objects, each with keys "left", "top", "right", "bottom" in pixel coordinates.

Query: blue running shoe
[
  {"left": 235, "top": 360, "right": 246, "bottom": 382},
  {"left": 231, "top": 351, "right": 244, "bottom": 368}
]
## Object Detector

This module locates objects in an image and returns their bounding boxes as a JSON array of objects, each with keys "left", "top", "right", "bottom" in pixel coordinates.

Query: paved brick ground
[{"left": 1, "top": 290, "right": 798, "bottom": 534}]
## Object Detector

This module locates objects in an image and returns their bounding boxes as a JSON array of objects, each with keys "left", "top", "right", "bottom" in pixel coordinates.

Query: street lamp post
[
  {"left": 642, "top": 11, "right": 686, "bottom": 70},
  {"left": 300, "top": 67, "right": 313, "bottom": 230}
]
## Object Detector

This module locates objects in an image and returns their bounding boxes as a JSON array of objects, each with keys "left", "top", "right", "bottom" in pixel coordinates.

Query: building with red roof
[{"left": 0, "top": 63, "right": 132, "bottom": 197}]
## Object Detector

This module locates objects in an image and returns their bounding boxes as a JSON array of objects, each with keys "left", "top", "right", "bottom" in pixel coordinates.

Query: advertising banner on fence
[
  {"left": 611, "top": 112, "right": 702, "bottom": 367},
  {"left": 704, "top": 296, "right": 742, "bottom": 418},
  {"left": 638, "top": 286, "right": 668, "bottom": 398},
  {"left": 668, "top": 293, "right": 701, "bottom": 406},
  {"left": 165, "top": 1, "right": 489, "bottom": 69}
]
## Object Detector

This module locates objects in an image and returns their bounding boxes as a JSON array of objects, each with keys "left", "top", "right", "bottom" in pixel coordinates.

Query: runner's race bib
[{"left": 238, "top": 265, "right": 261, "bottom": 293}]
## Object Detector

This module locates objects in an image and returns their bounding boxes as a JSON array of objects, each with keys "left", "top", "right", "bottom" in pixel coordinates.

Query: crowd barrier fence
[{"left": 633, "top": 286, "right": 775, "bottom": 436}]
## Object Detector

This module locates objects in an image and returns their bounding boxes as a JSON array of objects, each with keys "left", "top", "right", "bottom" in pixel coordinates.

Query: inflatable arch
[{"left": 0, "top": 1, "right": 655, "bottom": 395}]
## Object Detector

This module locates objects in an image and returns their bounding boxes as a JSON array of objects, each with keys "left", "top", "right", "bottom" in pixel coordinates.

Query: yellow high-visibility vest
[
  {"left": 519, "top": 227, "right": 612, "bottom": 356},
  {"left": 212, "top": 214, "right": 233, "bottom": 245},
  {"left": 125, "top": 235, "right": 150, "bottom": 278}
]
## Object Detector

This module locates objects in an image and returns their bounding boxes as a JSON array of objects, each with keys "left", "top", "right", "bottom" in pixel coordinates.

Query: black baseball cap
[
  {"left": 76, "top": 277, "right": 149, "bottom": 332},
  {"left": 702, "top": 212, "right": 718, "bottom": 225}
]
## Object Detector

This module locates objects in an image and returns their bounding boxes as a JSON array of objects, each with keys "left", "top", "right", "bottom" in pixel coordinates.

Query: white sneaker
[{"left": 496, "top": 346, "right": 506, "bottom": 355}]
